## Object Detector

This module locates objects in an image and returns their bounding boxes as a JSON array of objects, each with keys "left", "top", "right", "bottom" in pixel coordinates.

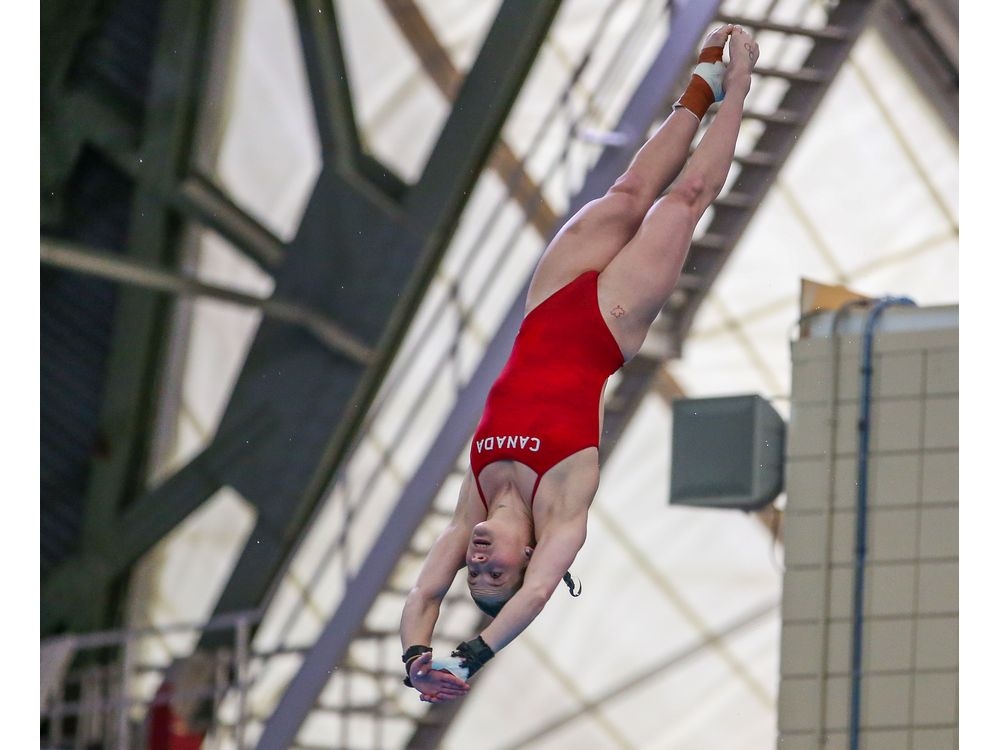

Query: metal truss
[
  {"left": 41, "top": 0, "right": 562, "bottom": 643},
  {"left": 41, "top": 0, "right": 234, "bottom": 634}
]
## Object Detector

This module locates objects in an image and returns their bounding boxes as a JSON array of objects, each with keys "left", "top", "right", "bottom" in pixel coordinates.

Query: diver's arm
[
  {"left": 478, "top": 514, "right": 586, "bottom": 652},
  {"left": 400, "top": 472, "right": 483, "bottom": 649},
  {"left": 400, "top": 473, "right": 485, "bottom": 699}
]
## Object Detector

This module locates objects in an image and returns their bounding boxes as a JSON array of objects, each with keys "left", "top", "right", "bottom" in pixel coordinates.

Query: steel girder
[
  {"left": 41, "top": 0, "right": 225, "bottom": 634},
  {"left": 871, "top": 0, "right": 958, "bottom": 137},
  {"left": 41, "top": 0, "right": 563, "bottom": 643}
]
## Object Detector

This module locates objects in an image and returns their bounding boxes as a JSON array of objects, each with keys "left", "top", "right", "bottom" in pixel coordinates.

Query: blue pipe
[{"left": 848, "top": 296, "right": 916, "bottom": 750}]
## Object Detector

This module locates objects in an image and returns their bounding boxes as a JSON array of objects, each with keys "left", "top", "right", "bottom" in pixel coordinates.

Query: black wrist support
[
  {"left": 451, "top": 636, "right": 495, "bottom": 679},
  {"left": 402, "top": 644, "right": 431, "bottom": 687}
]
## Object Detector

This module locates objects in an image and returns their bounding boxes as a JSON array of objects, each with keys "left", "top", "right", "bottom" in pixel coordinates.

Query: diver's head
[{"left": 466, "top": 520, "right": 533, "bottom": 616}]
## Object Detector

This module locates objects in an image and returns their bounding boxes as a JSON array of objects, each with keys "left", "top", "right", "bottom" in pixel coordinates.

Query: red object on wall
[{"left": 147, "top": 681, "right": 205, "bottom": 750}]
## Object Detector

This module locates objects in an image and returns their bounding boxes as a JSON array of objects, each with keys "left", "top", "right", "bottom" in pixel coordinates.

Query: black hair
[{"left": 562, "top": 571, "right": 582, "bottom": 597}]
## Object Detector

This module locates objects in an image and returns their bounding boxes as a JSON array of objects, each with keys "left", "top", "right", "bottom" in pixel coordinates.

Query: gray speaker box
[{"left": 669, "top": 394, "right": 785, "bottom": 510}]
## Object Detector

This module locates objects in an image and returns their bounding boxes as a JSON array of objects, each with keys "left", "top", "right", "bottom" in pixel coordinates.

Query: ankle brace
[{"left": 673, "top": 45, "right": 727, "bottom": 120}]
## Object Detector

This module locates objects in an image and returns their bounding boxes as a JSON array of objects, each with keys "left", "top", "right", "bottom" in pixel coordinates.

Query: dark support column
[
  {"left": 59, "top": 0, "right": 219, "bottom": 634},
  {"left": 41, "top": 0, "right": 112, "bottom": 221},
  {"left": 40, "top": 409, "right": 276, "bottom": 632}
]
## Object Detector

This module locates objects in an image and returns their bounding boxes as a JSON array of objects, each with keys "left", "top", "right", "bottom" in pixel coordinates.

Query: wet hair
[{"left": 471, "top": 571, "right": 582, "bottom": 617}]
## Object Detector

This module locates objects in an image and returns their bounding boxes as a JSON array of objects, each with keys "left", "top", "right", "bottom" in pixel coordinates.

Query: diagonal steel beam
[
  {"left": 254, "top": 299, "right": 527, "bottom": 750},
  {"left": 174, "top": 173, "right": 286, "bottom": 272},
  {"left": 285, "top": 0, "right": 566, "bottom": 536},
  {"left": 66, "top": 0, "right": 564, "bottom": 656},
  {"left": 252, "top": 6, "right": 563, "bottom": 745},
  {"left": 401, "top": 1, "right": 562, "bottom": 242},
  {"left": 41, "top": 87, "right": 286, "bottom": 276},
  {"left": 292, "top": 0, "right": 364, "bottom": 172},
  {"left": 383, "top": 0, "right": 560, "bottom": 236}
]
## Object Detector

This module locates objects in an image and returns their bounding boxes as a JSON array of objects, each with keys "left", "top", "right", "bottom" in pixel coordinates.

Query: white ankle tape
[{"left": 693, "top": 61, "right": 726, "bottom": 102}]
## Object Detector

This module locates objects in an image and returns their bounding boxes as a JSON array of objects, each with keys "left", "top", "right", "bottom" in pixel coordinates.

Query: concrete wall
[{"left": 777, "top": 305, "right": 958, "bottom": 749}]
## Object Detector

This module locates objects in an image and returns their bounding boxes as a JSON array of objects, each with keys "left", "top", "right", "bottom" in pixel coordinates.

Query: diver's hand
[
  {"left": 418, "top": 689, "right": 463, "bottom": 704},
  {"left": 407, "top": 652, "right": 470, "bottom": 700},
  {"left": 430, "top": 654, "right": 471, "bottom": 681},
  {"left": 436, "top": 636, "right": 495, "bottom": 681}
]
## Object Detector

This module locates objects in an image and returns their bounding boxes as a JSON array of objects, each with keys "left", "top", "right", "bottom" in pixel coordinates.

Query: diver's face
[{"left": 465, "top": 522, "right": 531, "bottom": 598}]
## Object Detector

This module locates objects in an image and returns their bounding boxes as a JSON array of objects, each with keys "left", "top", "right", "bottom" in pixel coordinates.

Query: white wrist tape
[
  {"left": 431, "top": 655, "right": 470, "bottom": 681},
  {"left": 693, "top": 61, "right": 727, "bottom": 101}
]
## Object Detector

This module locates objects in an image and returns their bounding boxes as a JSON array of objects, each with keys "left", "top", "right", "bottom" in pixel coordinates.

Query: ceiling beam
[
  {"left": 871, "top": 0, "right": 957, "bottom": 137},
  {"left": 40, "top": 238, "right": 372, "bottom": 363},
  {"left": 382, "top": 0, "right": 560, "bottom": 236},
  {"left": 292, "top": 0, "right": 365, "bottom": 172},
  {"left": 253, "top": 4, "right": 566, "bottom": 746}
]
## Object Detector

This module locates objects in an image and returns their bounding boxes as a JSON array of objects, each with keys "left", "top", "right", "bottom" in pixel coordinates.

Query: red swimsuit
[{"left": 470, "top": 270, "right": 625, "bottom": 505}]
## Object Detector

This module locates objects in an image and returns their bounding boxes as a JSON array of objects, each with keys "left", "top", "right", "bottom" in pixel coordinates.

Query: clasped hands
[
  {"left": 403, "top": 637, "right": 495, "bottom": 703},
  {"left": 406, "top": 651, "right": 471, "bottom": 703}
]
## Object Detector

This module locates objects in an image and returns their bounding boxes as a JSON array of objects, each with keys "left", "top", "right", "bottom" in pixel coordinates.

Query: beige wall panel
[
  {"left": 920, "top": 450, "right": 958, "bottom": 504},
  {"left": 869, "top": 507, "right": 919, "bottom": 561},
  {"left": 923, "top": 396, "right": 959, "bottom": 450},
  {"left": 912, "top": 671, "right": 958, "bottom": 726},
  {"left": 869, "top": 453, "right": 922, "bottom": 507},
  {"left": 925, "top": 348, "right": 959, "bottom": 395},
  {"left": 779, "top": 306, "right": 957, "bottom": 746},
  {"left": 914, "top": 616, "right": 958, "bottom": 670},
  {"left": 916, "top": 560, "right": 959, "bottom": 614},
  {"left": 918, "top": 506, "right": 959, "bottom": 558},
  {"left": 777, "top": 676, "right": 820, "bottom": 733},
  {"left": 873, "top": 351, "right": 925, "bottom": 398},
  {"left": 870, "top": 398, "right": 923, "bottom": 452},
  {"left": 912, "top": 726, "right": 958, "bottom": 750}
]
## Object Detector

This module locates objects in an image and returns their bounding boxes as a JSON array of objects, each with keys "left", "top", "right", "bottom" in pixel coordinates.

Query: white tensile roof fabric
[{"left": 124, "top": 0, "right": 958, "bottom": 747}]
